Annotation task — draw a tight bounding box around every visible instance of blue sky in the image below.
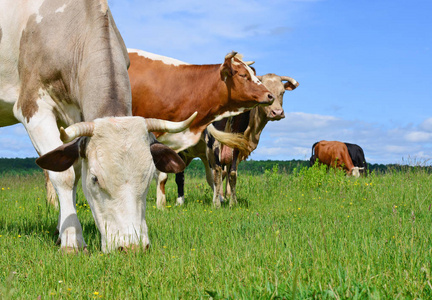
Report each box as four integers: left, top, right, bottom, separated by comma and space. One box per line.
1, 0, 431, 164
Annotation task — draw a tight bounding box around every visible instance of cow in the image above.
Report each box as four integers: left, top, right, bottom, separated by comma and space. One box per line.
127, 49, 275, 208
0, 0, 195, 253
310, 141, 361, 177
173, 73, 299, 207
345, 143, 368, 176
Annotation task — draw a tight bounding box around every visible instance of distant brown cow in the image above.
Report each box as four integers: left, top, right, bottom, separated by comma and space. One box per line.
310, 140, 361, 177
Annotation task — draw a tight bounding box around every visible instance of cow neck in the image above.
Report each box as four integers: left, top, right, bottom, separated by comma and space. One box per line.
243, 107, 269, 152
78, 12, 131, 121
178, 64, 231, 133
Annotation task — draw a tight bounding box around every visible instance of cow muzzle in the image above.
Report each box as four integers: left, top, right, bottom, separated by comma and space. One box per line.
269, 109, 285, 120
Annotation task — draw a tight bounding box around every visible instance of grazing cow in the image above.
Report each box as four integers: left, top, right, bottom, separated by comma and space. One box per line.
0, 0, 195, 252
127, 50, 275, 208
345, 143, 368, 176
310, 141, 361, 177
175, 74, 299, 207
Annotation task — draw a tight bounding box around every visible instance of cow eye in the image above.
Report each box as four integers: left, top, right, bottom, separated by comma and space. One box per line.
91, 176, 98, 184
239, 73, 248, 78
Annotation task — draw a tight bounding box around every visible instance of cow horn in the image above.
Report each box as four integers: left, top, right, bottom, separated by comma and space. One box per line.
60, 122, 95, 143
244, 61, 255, 66
280, 76, 299, 87
225, 51, 238, 60
145, 111, 198, 133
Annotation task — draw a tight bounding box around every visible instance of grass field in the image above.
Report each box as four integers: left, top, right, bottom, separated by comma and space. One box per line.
0, 165, 431, 299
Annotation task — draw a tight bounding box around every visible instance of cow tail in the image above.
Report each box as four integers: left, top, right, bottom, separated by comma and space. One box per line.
207, 124, 252, 159
310, 141, 319, 166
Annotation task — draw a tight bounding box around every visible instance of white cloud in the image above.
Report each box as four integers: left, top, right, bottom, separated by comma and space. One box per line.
404, 131, 432, 142
419, 117, 432, 132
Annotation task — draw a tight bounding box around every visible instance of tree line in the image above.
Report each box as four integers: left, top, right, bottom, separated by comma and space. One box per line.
1, 157, 429, 176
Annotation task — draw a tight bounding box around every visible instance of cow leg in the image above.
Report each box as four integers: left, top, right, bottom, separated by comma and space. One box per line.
14, 105, 86, 251
204, 136, 222, 207
224, 164, 231, 199
156, 171, 168, 209
201, 156, 214, 190
228, 163, 238, 207
212, 164, 223, 208
44, 170, 58, 209
175, 171, 185, 205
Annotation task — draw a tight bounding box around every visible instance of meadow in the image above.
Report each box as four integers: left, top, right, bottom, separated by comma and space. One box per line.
0, 164, 431, 299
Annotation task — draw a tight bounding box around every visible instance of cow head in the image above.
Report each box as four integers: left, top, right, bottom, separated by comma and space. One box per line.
220, 52, 274, 108
257, 74, 299, 121
350, 167, 364, 178
36, 113, 196, 252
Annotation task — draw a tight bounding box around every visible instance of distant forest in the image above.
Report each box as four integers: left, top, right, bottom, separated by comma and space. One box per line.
0, 157, 427, 176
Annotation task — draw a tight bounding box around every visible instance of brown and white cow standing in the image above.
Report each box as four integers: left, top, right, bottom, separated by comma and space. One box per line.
128, 49, 274, 152
310, 140, 361, 177
0, 0, 195, 252
174, 74, 299, 207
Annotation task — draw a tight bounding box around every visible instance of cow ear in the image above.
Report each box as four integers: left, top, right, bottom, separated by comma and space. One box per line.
150, 142, 186, 173
284, 81, 298, 91
220, 59, 236, 81
36, 139, 81, 172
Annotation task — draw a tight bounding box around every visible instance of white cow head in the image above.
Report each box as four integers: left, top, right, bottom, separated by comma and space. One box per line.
36, 113, 196, 252
257, 74, 299, 121
350, 167, 364, 178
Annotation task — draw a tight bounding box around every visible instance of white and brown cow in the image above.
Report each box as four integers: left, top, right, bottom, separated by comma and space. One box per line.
0, 0, 194, 252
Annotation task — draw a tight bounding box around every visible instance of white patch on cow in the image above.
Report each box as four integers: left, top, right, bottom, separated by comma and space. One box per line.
156, 128, 201, 152
55, 4, 67, 13
213, 108, 247, 122
99, 0, 108, 13
232, 54, 262, 85
176, 196, 185, 206
351, 167, 360, 178
128, 48, 188, 66
36, 14, 43, 23
156, 171, 168, 209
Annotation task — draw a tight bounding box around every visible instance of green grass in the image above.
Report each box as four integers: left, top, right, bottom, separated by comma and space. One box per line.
0, 166, 431, 299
